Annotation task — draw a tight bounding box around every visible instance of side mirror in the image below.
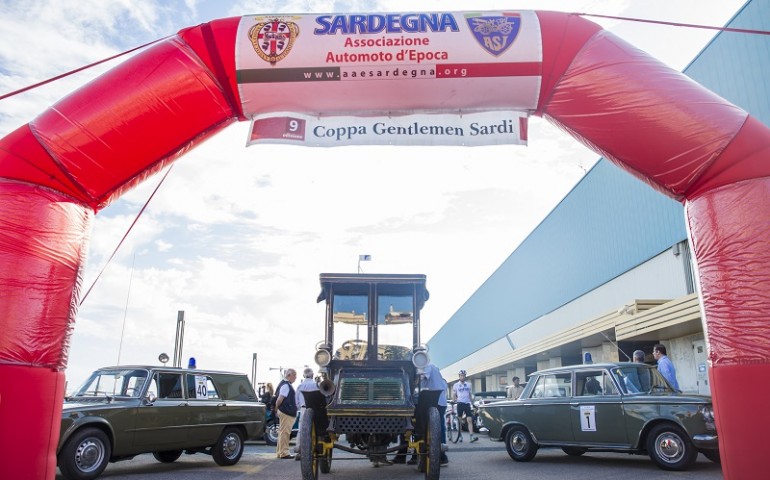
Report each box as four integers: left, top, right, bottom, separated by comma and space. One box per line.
144, 392, 157, 405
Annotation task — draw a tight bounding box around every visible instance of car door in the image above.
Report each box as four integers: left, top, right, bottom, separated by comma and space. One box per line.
185, 373, 228, 444
571, 369, 628, 445
521, 372, 573, 442
133, 371, 192, 449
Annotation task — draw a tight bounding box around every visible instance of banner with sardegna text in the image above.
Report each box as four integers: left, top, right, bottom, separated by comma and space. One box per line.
247, 111, 528, 147
236, 11, 541, 146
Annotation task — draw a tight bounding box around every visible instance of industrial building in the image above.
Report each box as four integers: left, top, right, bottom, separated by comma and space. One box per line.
428, 0, 770, 395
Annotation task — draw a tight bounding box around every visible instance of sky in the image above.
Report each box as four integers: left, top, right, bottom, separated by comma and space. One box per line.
0, 0, 747, 391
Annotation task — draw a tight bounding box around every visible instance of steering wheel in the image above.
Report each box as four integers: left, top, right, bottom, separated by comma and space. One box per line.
342, 339, 367, 350
339, 339, 367, 360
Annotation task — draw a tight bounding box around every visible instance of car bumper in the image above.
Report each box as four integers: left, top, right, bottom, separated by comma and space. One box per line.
692, 433, 718, 449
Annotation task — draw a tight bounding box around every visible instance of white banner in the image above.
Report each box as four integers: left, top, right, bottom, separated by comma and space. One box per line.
235, 11, 542, 117
247, 111, 528, 147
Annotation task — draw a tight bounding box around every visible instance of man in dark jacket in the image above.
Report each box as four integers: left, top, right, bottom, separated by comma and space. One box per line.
275, 369, 298, 459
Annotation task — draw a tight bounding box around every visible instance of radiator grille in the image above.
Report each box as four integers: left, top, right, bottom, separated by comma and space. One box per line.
339, 378, 404, 404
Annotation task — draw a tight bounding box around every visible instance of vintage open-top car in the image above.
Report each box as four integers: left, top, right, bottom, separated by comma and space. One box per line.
301, 273, 442, 480
479, 362, 719, 471
57, 366, 264, 480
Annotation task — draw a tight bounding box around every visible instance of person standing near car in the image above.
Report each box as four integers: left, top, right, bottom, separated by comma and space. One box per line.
507, 376, 524, 400
405, 363, 450, 466
275, 368, 298, 459
452, 370, 478, 443
653, 344, 680, 391
294, 367, 319, 460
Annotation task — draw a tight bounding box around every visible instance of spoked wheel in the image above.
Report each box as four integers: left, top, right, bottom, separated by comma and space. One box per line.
446, 415, 460, 443
300, 407, 319, 480
319, 446, 332, 474
419, 407, 441, 480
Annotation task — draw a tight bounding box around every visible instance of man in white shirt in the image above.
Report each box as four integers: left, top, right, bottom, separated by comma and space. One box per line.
506, 376, 524, 400
451, 370, 478, 443
294, 368, 319, 460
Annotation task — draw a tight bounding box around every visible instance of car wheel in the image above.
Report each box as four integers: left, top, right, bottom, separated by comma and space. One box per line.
57, 427, 111, 480
264, 419, 279, 446
212, 427, 244, 466
646, 423, 697, 471
300, 408, 319, 480
561, 446, 587, 456
702, 449, 721, 464
504, 426, 538, 462
319, 450, 332, 474
421, 407, 441, 480
152, 450, 183, 463
447, 416, 460, 443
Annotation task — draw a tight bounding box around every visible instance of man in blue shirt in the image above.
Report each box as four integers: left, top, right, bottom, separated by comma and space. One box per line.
653, 344, 680, 391
404, 363, 449, 466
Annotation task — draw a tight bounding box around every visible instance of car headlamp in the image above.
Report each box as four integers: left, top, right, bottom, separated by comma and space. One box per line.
315, 348, 332, 367
412, 349, 430, 370
700, 405, 715, 423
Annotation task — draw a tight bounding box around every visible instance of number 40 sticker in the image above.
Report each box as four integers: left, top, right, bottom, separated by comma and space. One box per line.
195, 376, 208, 399
580, 405, 596, 431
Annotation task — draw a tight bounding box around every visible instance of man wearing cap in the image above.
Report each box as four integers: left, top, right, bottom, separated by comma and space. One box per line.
452, 370, 478, 443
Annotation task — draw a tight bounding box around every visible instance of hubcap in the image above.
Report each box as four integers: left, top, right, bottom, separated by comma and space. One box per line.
223, 433, 241, 459
75, 438, 105, 472
655, 432, 684, 463
511, 432, 528, 454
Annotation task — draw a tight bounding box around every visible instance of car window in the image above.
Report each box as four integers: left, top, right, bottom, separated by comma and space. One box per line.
577, 371, 617, 396
601, 372, 619, 395
332, 293, 369, 360
529, 373, 571, 398
376, 294, 414, 360
151, 372, 185, 399
187, 374, 220, 400
73, 369, 149, 397
612, 367, 644, 394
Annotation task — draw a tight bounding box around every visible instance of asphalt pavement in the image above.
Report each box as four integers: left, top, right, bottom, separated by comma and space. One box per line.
57, 434, 724, 480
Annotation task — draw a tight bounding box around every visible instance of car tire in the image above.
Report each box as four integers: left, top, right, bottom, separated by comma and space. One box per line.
702, 449, 721, 464
422, 407, 441, 480
646, 423, 697, 471
152, 450, 183, 463
57, 427, 111, 480
504, 426, 538, 462
264, 419, 279, 446
212, 427, 245, 466
300, 408, 319, 480
561, 446, 587, 456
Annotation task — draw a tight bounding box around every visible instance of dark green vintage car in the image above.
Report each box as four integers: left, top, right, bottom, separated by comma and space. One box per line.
301, 273, 443, 480
57, 366, 265, 480
479, 362, 719, 471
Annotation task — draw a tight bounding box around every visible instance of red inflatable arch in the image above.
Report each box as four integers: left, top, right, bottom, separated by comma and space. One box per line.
1, 11, 768, 479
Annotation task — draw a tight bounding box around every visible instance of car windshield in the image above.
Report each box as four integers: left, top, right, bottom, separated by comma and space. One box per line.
331, 291, 414, 361
72, 369, 149, 398
611, 365, 675, 395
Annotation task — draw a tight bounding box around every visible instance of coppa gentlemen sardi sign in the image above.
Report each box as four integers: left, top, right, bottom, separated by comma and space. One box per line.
248, 111, 527, 147
237, 11, 542, 147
